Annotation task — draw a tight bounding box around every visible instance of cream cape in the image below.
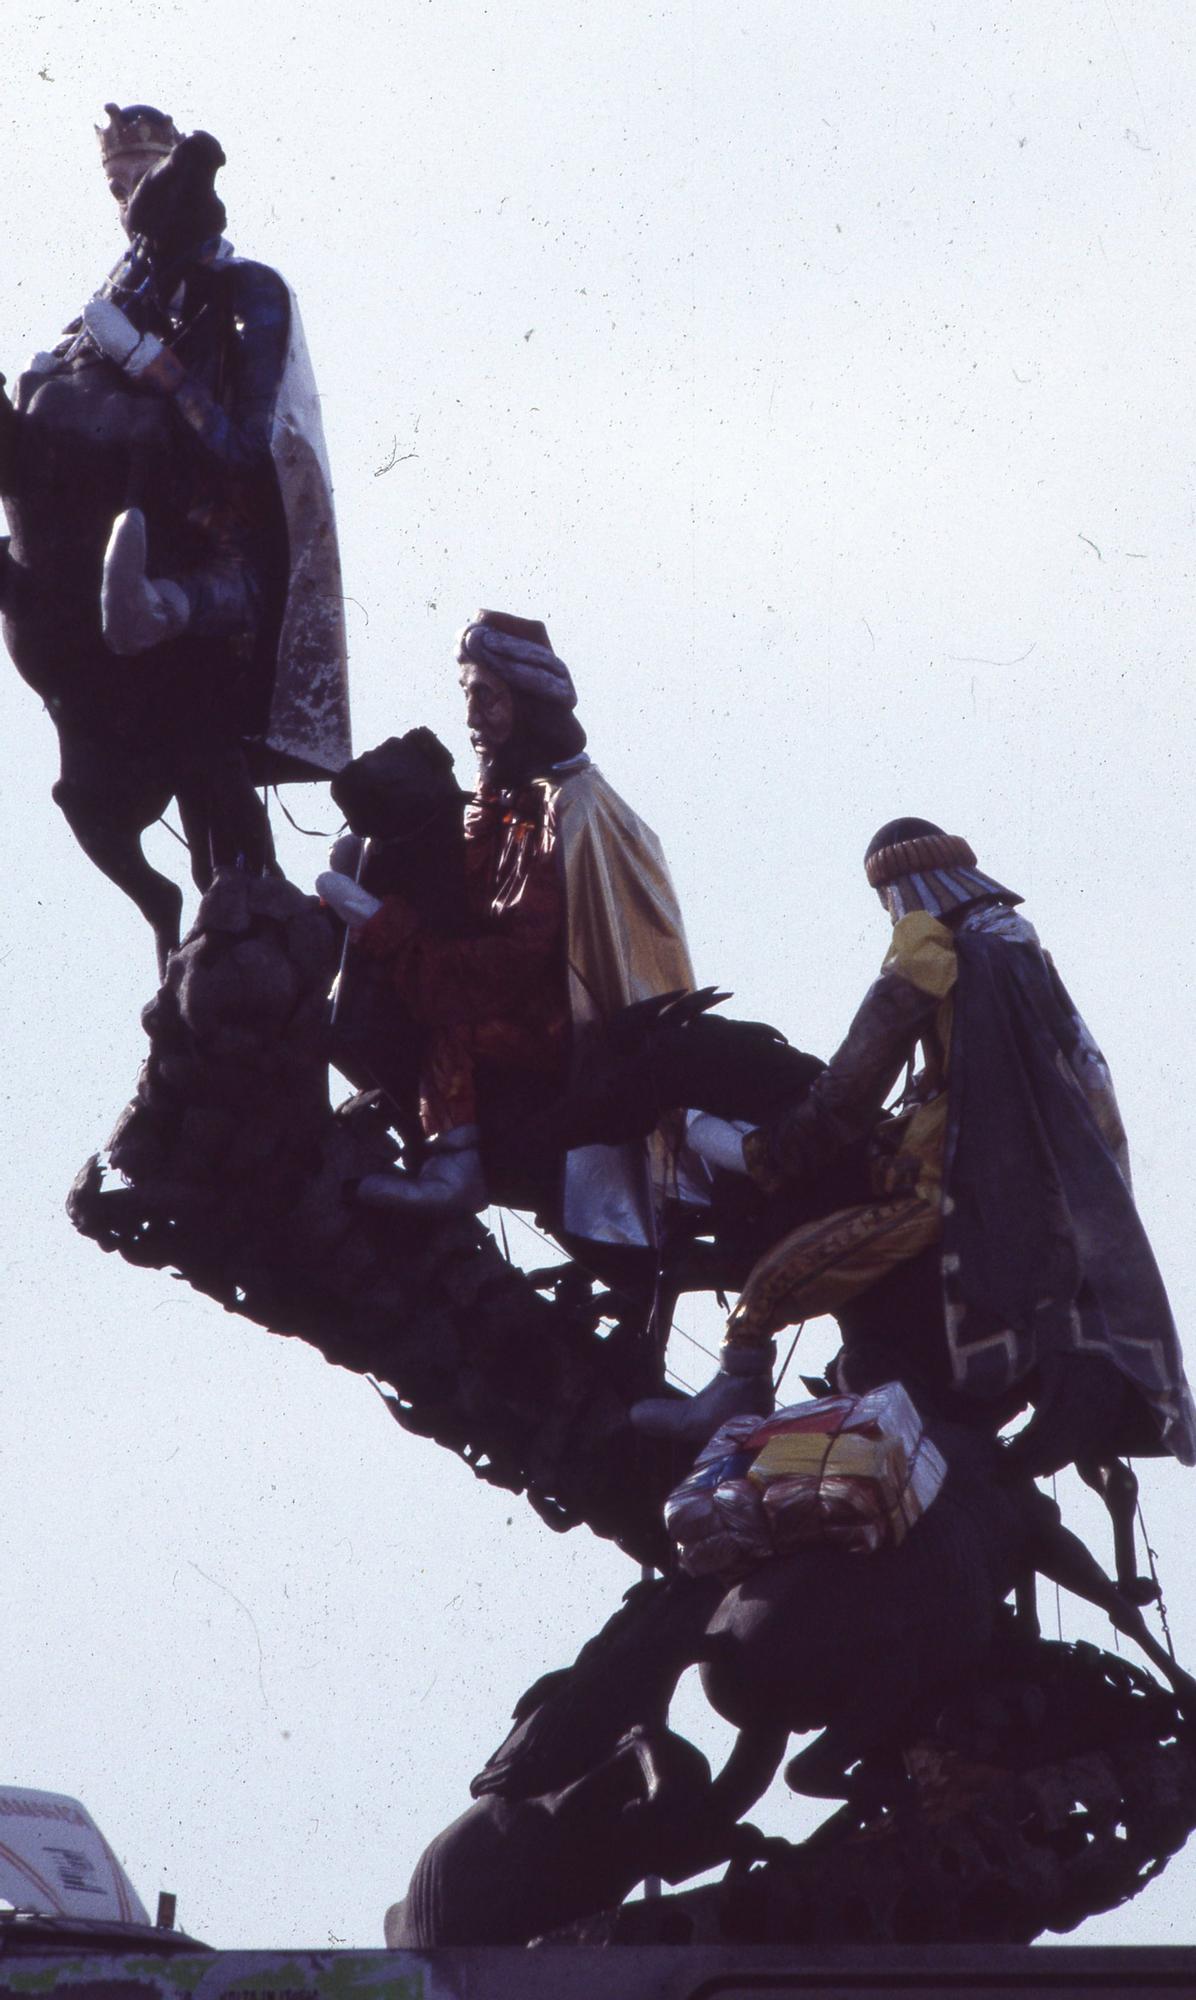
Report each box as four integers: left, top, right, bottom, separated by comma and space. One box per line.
539, 759, 694, 1247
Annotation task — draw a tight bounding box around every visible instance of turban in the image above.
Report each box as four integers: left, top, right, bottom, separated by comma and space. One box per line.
457, 613, 577, 708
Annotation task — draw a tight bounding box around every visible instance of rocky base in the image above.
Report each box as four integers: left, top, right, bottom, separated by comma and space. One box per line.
551, 1641, 1196, 1946
68, 867, 682, 1562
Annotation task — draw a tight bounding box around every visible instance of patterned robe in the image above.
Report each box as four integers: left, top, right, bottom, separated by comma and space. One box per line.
736, 903, 1196, 1464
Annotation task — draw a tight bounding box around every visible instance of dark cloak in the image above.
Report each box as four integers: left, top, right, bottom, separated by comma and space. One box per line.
941, 927, 1196, 1464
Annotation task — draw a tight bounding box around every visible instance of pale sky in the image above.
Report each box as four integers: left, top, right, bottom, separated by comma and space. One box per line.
2, 0, 1194, 1950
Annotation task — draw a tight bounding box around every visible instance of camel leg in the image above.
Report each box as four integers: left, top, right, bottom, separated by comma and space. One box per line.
784, 1725, 867, 1800
1031, 1509, 1196, 1716
1077, 1456, 1158, 1606
52, 773, 182, 976
472, 1574, 722, 1805
174, 783, 214, 892
1014, 1564, 1040, 1638
709, 1721, 790, 1823
176, 748, 276, 889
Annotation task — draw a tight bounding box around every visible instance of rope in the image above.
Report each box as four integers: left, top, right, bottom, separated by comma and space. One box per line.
154, 813, 191, 852
495, 1204, 719, 1368
269, 787, 332, 839
1134, 1480, 1176, 1662
773, 1323, 806, 1395
1051, 1474, 1063, 1641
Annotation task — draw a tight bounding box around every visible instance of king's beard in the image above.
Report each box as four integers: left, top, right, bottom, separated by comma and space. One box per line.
474, 736, 535, 791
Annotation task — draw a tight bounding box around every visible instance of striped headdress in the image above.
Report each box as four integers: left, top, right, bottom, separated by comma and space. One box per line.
864, 818, 1021, 921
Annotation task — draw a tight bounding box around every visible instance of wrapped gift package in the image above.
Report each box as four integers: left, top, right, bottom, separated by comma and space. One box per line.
663, 1414, 772, 1578
666, 1382, 946, 1576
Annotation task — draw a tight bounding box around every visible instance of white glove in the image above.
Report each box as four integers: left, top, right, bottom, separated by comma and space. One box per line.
81, 298, 166, 380
316, 870, 382, 928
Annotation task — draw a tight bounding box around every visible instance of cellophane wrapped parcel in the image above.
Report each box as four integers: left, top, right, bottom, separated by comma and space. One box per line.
665, 1382, 946, 1578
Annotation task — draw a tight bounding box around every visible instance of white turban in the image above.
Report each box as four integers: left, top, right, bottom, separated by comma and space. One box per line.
457, 622, 577, 707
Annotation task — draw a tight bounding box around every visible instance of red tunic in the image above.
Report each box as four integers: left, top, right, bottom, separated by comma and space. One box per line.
358, 781, 570, 1132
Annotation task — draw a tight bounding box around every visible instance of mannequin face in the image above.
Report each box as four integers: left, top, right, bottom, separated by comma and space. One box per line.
460, 658, 515, 774
105, 148, 165, 236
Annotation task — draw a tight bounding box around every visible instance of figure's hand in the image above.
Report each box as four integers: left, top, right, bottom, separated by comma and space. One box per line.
316, 870, 383, 929
81, 299, 182, 391
327, 831, 365, 879
82, 298, 153, 369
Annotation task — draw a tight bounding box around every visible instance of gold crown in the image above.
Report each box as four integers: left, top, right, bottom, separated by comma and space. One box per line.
96, 102, 179, 166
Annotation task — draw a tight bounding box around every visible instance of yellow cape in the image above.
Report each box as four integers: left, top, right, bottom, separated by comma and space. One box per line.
539, 761, 693, 1247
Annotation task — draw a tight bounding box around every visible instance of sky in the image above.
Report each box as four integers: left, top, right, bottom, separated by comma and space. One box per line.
2, 0, 1195, 1951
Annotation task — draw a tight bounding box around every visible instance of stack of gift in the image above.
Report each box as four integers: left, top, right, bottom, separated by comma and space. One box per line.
662, 1413, 772, 1578
664, 1382, 946, 1578
748, 1380, 946, 1554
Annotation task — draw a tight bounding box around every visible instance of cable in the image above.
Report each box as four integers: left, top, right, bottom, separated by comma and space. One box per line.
774, 1323, 806, 1395
1134, 1486, 1176, 1662
495, 1204, 719, 1365
1051, 1474, 1063, 1641
154, 813, 191, 851
270, 786, 332, 838
492, 1205, 705, 1391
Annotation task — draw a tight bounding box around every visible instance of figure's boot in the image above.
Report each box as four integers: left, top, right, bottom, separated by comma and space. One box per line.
357, 1125, 489, 1216
101, 507, 190, 656
684, 1111, 755, 1175
631, 1340, 776, 1442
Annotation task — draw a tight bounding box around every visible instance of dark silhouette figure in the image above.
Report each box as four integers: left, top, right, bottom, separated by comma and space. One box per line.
2, 121, 347, 972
